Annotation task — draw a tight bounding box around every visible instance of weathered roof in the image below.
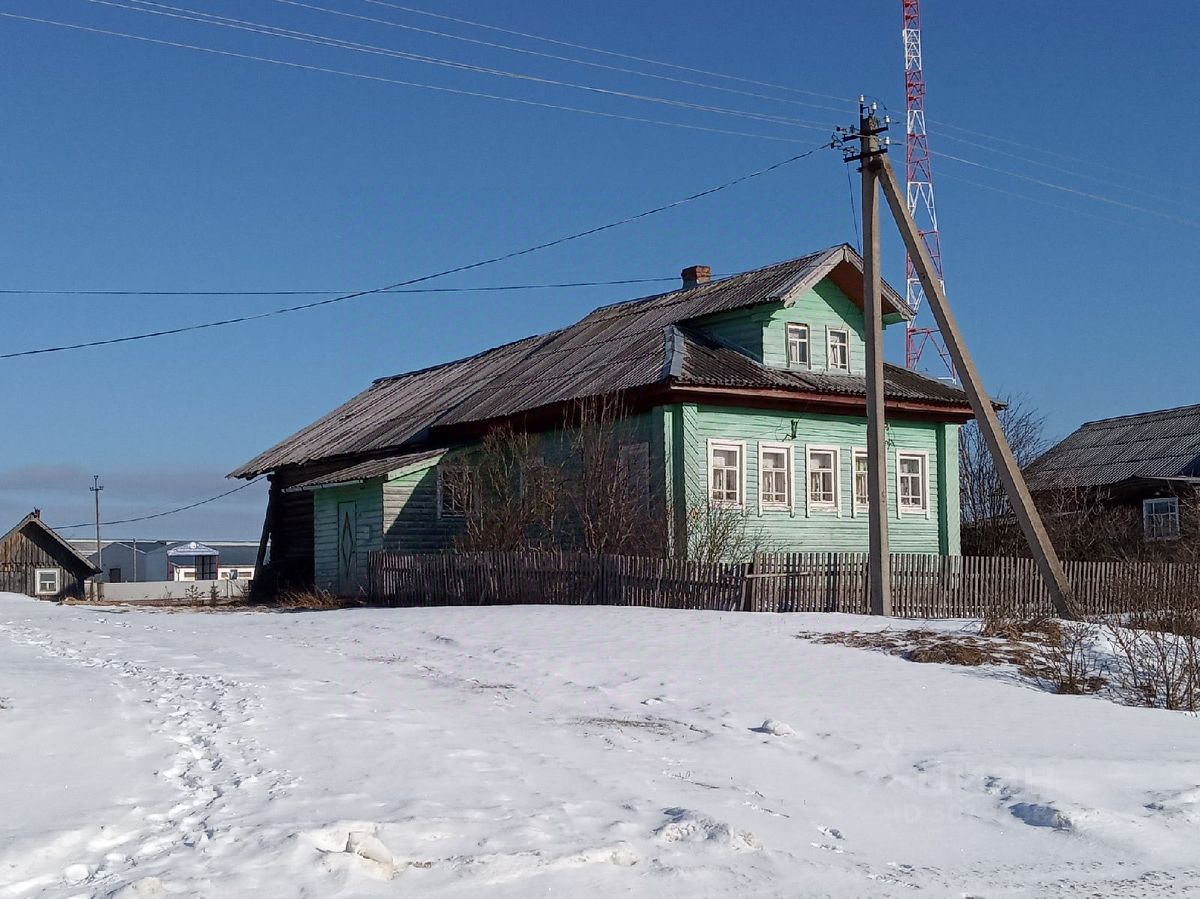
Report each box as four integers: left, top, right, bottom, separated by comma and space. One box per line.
1, 513, 102, 575
284, 449, 446, 492
1025, 403, 1200, 491
231, 245, 950, 479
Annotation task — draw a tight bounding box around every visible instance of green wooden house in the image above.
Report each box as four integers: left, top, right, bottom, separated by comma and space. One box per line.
231, 245, 973, 594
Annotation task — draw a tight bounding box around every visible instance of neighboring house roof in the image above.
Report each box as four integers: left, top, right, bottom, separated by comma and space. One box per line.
1025, 403, 1200, 491
232, 244, 965, 479
1, 513, 101, 575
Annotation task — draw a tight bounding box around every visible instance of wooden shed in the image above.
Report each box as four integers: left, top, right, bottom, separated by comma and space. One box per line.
0, 511, 100, 600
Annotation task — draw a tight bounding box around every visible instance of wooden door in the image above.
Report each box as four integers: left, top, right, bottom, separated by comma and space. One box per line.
337, 501, 358, 595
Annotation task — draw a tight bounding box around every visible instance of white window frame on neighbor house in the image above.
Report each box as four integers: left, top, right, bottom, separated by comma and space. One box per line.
806, 445, 841, 515
896, 450, 930, 518
757, 441, 794, 514
34, 568, 60, 595
852, 447, 870, 514
437, 463, 475, 518
786, 323, 810, 368
827, 328, 850, 371
707, 439, 746, 508
1143, 497, 1181, 542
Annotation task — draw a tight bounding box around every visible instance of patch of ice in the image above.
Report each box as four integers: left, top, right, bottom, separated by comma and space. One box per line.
1009, 802, 1072, 830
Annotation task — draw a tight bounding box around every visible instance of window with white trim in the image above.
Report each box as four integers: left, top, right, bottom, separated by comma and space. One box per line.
807, 447, 838, 510
1143, 497, 1180, 542
708, 441, 744, 507
853, 449, 870, 509
786, 323, 810, 368
758, 442, 793, 511
827, 328, 850, 371
438, 464, 475, 517
897, 452, 928, 514
35, 568, 60, 595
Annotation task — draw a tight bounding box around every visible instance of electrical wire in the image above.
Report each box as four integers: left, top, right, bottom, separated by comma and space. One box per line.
84, 0, 837, 133
271, 0, 849, 115
0, 277, 687, 297
1, 140, 832, 359
931, 151, 1200, 228
354, 0, 854, 105
0, 12, 815, 145
53, 477, 266, 530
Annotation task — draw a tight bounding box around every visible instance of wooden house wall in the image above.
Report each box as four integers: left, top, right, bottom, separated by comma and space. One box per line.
312, 480, 384, 593
268, 460, 350, 588
0, 524, 89, 600
677, 404, 959, 556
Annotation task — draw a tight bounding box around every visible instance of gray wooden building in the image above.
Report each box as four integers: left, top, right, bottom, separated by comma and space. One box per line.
0, 511, 100, 600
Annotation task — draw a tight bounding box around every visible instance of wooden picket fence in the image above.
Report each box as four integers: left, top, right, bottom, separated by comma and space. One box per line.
368, 550, 749, 612
366, 550, 1200, 618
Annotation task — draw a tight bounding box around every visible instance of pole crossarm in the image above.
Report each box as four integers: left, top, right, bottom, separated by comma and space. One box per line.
875, 154, 1075, 618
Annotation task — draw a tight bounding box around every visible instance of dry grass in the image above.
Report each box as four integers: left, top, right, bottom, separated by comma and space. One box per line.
269, 589, 364, 611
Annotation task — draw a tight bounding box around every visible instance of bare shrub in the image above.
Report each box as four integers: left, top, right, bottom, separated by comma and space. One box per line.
684, 495, 777, 564
1037, 620, 1106, 695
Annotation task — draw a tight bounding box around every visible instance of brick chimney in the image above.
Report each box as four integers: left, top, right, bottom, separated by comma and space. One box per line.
681, 264, 712, 288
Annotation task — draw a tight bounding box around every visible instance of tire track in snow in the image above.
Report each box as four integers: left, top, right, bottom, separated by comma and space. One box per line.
0, 619, 293, 897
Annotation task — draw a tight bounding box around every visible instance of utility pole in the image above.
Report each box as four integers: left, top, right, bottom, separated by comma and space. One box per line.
90, 475, 104, 579
844, 100, 892, 616
873, 152, 1075, 618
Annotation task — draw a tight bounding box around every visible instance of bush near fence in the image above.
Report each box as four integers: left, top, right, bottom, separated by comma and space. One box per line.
366, 550, 1200, 618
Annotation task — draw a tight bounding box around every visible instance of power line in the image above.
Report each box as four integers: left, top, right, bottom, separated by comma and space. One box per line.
932, 151, 1200, 228
355, 0, 854, 105
85, 0, 836, 133
0, 276, 688, 296
271, 0, 849, 116
1, 140, 831, 359
54, 477, 266, 530
0, 12, 814, 145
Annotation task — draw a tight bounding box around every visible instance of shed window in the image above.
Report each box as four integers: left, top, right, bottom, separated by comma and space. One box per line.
708, 441, 744, 507
786, 323, 810, 367
807, 447, 839, 510
1143, 497, 1180, 542
758, 443, 793, 511
438, 464, 475, 517
827, 329, 850, 370
898, 452, 928, 514
35, 568, 60, 595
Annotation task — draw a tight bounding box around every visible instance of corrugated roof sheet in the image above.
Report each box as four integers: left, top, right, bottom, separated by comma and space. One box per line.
1024, 403, 1200, 490
231, 245, 950, 479
284, 450, 445, 492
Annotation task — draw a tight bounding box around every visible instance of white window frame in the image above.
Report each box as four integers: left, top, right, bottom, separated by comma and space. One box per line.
896, 450, 930, 518
852, 447, 870, 514
34, 568, 60, 595
757, 441, 794, 514
707, 439, 746, 509
437, 463, 475, 519
827, 327, 850, 371
805, 444, 841, 515
785, 323, 810, 369
1143, 497, 1181, 542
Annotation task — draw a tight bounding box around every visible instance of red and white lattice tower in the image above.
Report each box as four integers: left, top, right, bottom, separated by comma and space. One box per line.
902, 0, 954, 376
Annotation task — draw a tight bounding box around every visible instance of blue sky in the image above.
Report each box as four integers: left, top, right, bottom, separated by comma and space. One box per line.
1, 1, 1197, 538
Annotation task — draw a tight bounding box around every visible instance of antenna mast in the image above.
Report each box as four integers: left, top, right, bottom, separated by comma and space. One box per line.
902, 0, 954, 376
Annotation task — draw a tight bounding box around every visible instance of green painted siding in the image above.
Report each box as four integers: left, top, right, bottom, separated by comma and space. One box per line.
679, 405, 957, 556
690, 307, 769, 361
760, 280, 869, 374
312, 481, 383, 592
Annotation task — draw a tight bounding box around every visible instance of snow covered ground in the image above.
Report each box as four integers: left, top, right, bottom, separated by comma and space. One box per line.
1, 594, 1197, 898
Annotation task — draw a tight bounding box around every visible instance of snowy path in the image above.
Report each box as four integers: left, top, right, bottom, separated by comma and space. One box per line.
1, 596, 1198, 897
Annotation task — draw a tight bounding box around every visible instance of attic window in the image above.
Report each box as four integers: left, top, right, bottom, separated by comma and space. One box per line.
1143, 497, 1180, 542
786, 323, 810, 368
827, 329, 850, 371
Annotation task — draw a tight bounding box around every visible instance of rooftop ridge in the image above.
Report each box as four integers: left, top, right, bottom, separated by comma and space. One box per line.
1079, 402, 1200, 430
